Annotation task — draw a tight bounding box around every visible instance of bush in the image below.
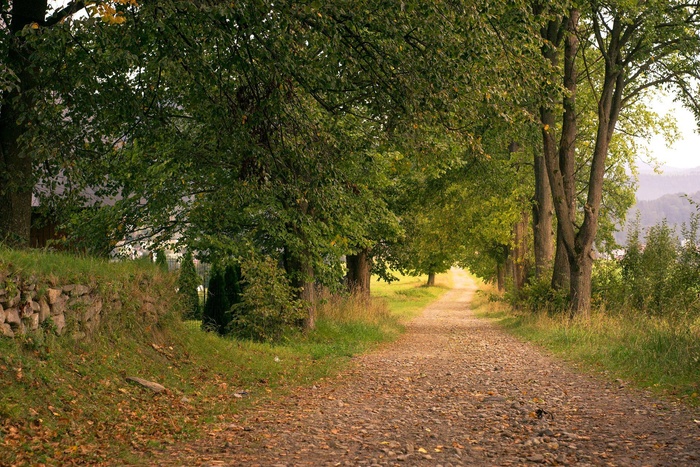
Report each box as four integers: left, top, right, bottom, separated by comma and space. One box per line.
519, 277, 569, 314
615, 215, 700, 317
227, 254, 304, 342
177, 250, 201, 320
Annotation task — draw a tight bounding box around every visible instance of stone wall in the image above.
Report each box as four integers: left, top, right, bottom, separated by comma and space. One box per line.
0, 272, 166, 339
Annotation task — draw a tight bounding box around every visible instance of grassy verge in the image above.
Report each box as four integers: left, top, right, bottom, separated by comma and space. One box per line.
472, 285, 700, 406
372, 271, 452, 319
0, 250, 450, 466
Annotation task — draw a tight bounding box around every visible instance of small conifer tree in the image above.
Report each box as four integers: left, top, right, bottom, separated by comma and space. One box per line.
155, 249, 169, 272
202, 263, 230, 334
224, 263, 242, 306
177, 250, 201, 320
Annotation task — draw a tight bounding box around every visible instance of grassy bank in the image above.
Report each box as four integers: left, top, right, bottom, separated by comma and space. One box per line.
472, 286, 700, 406
0, 249, 449, 466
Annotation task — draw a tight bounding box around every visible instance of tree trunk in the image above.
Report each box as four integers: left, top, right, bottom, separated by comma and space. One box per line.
346, 248, 371, 297
0, 1, 48, 246
532, 148, 553, 279
512, 210, 530, 292
426, 272, 436, 286
551, 224, 570, 289
299, 261, 316, 330
570, 249, 592, 319
283, 245, 316, 330
496, 262, 506, 292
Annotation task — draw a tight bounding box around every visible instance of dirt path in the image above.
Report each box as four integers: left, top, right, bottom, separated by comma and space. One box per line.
156, 270, 700, 466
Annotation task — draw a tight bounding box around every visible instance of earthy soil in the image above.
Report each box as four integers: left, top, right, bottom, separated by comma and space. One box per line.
155, 270, 700, 466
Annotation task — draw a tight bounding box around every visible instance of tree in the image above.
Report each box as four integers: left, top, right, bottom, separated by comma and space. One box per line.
177, 249, 201, 320
202, 263, 229, 335
0, 1, 122, 246
536, 1, 700, 316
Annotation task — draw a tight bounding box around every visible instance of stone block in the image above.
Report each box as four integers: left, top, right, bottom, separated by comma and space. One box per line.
19, 302, 33, 318
26, 313, 39, 331
5, 291, 20, 308
47, 288, 62, 305
63, 284, 90, 296
5, 308, 20, 326
39, 298, 50, 323
51, 296, 67, 316
1, 323, 13, 338
71, 331, 86, 340
82, 297, 103, 323
50, 313, 66, 335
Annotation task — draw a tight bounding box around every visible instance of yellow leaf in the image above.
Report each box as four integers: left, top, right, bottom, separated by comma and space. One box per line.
30, 22, 39, 29
417, 447, 428, 453
543, 124, 550, 131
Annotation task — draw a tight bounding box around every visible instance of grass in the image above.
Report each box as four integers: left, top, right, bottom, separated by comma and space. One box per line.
472, 285, 700, 406
0, 250, 451, 466
372, 271, 452, 319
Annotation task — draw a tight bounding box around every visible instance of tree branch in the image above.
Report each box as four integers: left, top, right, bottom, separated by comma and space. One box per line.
45, 1, 85, 27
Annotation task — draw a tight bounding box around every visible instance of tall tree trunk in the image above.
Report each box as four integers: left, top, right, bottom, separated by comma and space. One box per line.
299, 260, 316, 330
0, 1, 48, 246
496, 262, 506, 292
532, 148, 553, 279
551, 225, 570, 289
283, 247, 316, 330
570, 249, 592, 319
564, 11, 624, 315
346, 248, 371, 297
426, 272, 436, 286
512, 210, 529, 292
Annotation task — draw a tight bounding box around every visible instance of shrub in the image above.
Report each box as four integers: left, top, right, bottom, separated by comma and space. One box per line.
591, 259, 625, 311
519, 277, 569, 314
227, 254, 304, 342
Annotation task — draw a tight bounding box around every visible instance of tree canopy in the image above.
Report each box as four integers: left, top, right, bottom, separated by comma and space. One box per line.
2, 0, 699, 325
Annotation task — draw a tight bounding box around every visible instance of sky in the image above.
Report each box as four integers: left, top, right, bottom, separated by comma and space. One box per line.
641, 94, 700, 169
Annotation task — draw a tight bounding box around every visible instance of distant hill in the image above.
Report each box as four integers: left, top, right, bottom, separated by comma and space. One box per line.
614, 166, 700, 245
636, 165, 700, 200
616, 191, 699, 245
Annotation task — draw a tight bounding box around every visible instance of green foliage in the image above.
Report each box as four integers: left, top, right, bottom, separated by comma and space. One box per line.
177, 250, 201, 320
595, 212, 700, 316
518, 278, 569, 314
228, 254, 304, 343
202, 264, 229, 335
224, 263, 242, 310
